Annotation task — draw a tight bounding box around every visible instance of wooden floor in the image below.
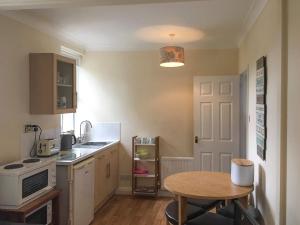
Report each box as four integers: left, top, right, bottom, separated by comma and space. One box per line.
91, 195, 172, 225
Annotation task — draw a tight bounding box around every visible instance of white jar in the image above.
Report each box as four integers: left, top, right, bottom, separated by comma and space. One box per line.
231, 159, 254, 186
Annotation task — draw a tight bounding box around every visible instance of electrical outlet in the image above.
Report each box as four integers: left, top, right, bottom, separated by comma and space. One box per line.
24, 125, 38, 133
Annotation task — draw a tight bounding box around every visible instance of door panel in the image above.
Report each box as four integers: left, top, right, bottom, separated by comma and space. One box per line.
219, 81, 232, 96
200, 153, 213, 171
219, 153, 232, 173
200, 82, 213, 96
200, 103, 213, 140
219, 102, 232, 141
194, 76, 240, 172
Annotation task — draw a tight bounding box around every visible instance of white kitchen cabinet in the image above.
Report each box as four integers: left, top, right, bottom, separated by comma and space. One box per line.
57, 157, 95, 225
73, 158, 95, 225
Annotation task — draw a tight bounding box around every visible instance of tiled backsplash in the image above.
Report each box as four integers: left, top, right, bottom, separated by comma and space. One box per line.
20, 122, 121, 158
89, 122, 121, 142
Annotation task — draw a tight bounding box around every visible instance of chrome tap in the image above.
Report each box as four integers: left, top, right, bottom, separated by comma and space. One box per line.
79, 120, 93, 143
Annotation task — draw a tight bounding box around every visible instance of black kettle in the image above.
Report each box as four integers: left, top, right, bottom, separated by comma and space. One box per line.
60, 133, 77, 150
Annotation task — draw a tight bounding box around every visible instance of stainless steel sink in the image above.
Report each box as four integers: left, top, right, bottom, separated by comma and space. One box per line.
73, 141, 113, 149
58, 151, 87, 161
81, 141, 112, 146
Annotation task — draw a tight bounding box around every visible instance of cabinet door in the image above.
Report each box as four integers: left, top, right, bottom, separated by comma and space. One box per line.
107, 146, 119, 194
73, 159, 95, 225
111, 146, 119, 191
94, 152, 108, 208
54, 54, 77, 114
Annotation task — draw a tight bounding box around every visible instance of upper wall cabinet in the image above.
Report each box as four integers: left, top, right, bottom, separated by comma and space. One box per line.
29, 53, 77, 114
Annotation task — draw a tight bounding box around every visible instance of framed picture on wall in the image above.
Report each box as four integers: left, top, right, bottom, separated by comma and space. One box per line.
256, 56, 267, 160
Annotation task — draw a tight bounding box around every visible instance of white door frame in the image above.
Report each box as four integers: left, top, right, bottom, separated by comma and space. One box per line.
240, 69, 249, 159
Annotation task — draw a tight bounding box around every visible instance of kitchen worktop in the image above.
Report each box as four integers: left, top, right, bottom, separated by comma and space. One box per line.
55, 140, 119, 166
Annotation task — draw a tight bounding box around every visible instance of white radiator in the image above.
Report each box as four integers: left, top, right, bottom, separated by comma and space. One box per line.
161, 157, 195, 190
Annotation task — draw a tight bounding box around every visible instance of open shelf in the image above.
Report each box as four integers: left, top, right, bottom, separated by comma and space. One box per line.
133, 191, 157, 196
135, 144, 156, 146
134, 158, 156, 162
133, 173, 156, 178
57, 83, 73, 87
133, 186, 157, 196
132, 136, 160, 197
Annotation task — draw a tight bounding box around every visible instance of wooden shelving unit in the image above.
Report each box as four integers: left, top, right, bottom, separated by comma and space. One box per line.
132, 136, 160, 197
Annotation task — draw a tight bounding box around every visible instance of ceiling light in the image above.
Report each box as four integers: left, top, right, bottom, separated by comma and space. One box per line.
160, 34, 184, 68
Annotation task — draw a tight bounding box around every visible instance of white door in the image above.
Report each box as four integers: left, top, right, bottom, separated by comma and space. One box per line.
193, 76, 240, 173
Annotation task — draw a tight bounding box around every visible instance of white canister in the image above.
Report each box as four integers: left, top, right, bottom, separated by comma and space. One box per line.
231, 159, 254, 186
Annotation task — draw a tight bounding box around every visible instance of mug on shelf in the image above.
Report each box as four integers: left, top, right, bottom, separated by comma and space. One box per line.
142, 137, 149, 144
135, 137, 141, 144
149, 138, 155, 144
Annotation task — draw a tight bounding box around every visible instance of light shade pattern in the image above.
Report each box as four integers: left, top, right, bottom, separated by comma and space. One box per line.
160, 46, 184, 67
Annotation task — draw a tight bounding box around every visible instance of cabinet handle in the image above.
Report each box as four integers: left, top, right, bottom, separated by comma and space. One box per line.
194, 136, 198, 144
106, 163, 110, 178
109, 162, 111, 178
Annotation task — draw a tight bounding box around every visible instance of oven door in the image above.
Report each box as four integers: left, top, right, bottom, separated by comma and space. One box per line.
25, 201, 52, 225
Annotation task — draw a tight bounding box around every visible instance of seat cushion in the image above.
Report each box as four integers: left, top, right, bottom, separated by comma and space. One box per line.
217, 203, 235, 218
187, 198, 221, 210
165, 201, 205, 225
187, 212, 234, 225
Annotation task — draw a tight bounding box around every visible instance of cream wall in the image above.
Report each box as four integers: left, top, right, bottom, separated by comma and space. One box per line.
0, 15, 82, 164
238, 0, 283, 224
286, 0, 300, 224
78, 49, 238, 186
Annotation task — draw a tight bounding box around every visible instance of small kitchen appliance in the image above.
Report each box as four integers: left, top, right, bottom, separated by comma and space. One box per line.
37, 138, 59, 157
60, 133, 77, 150
0, 157, 56, 209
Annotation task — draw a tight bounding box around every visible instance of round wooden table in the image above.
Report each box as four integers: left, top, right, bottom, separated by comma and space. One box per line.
164, 171, 253, 225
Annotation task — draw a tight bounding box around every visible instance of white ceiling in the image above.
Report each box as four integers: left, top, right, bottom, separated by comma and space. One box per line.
1, 0, 268, 51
